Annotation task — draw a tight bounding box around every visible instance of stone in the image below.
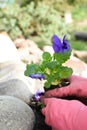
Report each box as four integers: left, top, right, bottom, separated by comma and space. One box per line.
64, 11, 73, 24
64, 55, 87, 78
0, 95, 35, 130
43, 45, 54, 55
73, 49, 87, 62
14, 38, 43, 64
0, 78, 32, 104
0, 34, 38, 104
0, 34, 20, 63
74, 32, 87, 41
0, 60, 37, 104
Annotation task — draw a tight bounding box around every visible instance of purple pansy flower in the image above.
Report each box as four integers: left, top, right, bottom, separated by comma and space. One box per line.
29, 73, 45, 80
52, 34, 70, 54
35, 89, 44, 101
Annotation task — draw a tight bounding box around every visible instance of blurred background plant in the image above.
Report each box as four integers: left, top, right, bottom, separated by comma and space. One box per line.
0, 0, 15, 8
0, 0, 87, 50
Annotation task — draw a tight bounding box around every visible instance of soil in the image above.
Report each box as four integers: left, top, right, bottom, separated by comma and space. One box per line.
29, 96, 51, 130
32, 109, 52, 130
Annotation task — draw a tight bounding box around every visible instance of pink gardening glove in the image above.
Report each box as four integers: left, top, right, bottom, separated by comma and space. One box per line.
45, 75, 87, 98
42, 98, 87, 130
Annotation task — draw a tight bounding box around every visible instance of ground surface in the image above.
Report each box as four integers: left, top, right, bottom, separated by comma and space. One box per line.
32, 109, 52, 130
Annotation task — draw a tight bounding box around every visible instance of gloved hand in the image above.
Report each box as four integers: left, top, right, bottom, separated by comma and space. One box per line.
45, 75, 87, 98
42, 98, 87, 130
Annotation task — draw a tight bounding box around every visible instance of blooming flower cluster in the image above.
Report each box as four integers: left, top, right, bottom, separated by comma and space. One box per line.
24, 34, 73, 100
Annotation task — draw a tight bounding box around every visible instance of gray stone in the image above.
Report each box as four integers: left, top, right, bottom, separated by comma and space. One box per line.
0, 78, 33, 104
0, 95, 35, 130
0, 34, 20, 63
0, 61, 36, 104
0, 34, 43, 103
14, 38, 43, 64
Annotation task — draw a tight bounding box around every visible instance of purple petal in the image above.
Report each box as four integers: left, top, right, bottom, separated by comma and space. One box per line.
63, 35, 66, 41
52, 34, 62, 53
61, 35, 71, 53
29, 73, 45, 80
35, 89, 44, 101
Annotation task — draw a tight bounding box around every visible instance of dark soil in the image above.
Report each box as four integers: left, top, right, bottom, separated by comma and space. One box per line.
32, 109, 52, 130
30, 97, 52, 130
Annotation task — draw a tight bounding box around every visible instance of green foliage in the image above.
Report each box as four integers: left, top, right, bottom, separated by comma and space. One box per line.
0, 0, 15, 8
69, 40, 87, 50
24, 64, 39, 76
42, 52, 52, 61
0, 0, 87, 48
67, 0, 87, 5
0, 1, 73, 45
53, 51, 71, 65
72, 5, 87, 21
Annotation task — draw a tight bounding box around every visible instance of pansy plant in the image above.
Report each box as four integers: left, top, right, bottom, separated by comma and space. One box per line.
24, 34, 73, 100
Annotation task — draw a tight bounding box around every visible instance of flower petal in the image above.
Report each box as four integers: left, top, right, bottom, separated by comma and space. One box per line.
62, 35, 70, 53
52, 34, 62, 53
35, 89, 44, 101
29, 73, 45, 80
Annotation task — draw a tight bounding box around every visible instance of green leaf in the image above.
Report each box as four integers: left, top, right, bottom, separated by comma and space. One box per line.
24, 64, 39, 76
24, 70, 29, 76
44, 81, 51, 88
42, 52, 52, 61
44, 61, 57, 69
53, 50, 71, 64
59, 66, 73, 78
